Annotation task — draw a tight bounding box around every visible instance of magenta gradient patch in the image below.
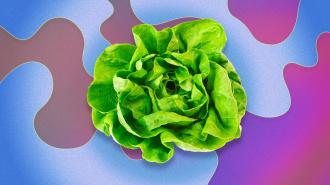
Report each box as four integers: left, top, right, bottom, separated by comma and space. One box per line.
229, 0, 300, 44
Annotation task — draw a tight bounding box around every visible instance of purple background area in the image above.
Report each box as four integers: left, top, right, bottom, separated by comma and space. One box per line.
229, 0, 300, 44
210, 33, 330, 185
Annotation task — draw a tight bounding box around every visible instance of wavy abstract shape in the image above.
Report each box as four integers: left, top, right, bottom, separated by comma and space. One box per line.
0, 0, 113, 147
0, 0, 112, 76
228, 0, 300, 44
209, 33, 330, 185
0, 19, 94, 148
0, 62, 218, 184
130, 0, 330, 117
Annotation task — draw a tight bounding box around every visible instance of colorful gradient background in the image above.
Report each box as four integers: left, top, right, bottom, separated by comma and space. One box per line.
0, 0, 329, 185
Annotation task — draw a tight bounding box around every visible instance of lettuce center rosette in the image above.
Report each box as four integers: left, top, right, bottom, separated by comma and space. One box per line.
87, 19, 247, 163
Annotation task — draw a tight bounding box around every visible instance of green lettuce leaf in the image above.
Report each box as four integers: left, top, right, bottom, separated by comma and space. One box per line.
87, 19, 247, 163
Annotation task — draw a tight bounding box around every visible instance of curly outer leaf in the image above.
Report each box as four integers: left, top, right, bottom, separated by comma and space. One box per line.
87, 19, 247, 163
132, 24, 179, 54
173, 19, 227, 53
207, 61, 239, 135
87, 82, 117, 112
88, 44, 136, 112
94, 44, 136, 82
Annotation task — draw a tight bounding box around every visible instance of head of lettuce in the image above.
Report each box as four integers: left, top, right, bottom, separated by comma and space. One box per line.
87, 19, 247, 163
